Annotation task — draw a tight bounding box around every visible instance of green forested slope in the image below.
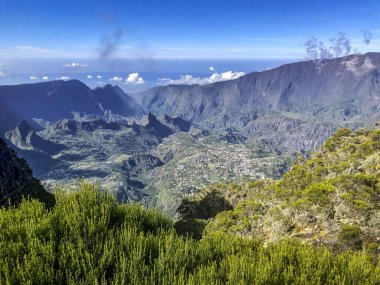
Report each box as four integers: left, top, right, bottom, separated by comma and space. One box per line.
178, 128, 380, 251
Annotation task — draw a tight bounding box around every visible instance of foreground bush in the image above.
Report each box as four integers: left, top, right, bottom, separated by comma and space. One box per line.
0, 182, 379, 284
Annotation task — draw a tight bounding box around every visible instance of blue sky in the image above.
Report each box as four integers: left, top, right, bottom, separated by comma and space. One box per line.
1, 0, 380, 90
1, 0, 380, 60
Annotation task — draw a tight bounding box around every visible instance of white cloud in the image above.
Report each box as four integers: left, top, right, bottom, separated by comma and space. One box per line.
42, 76, 49, 80
58, 76, 70, 80
30, 76, 39, 80
210, 71, 245, 81
126, 73, 144, 84
63, 62, 87, 68
162, 70, 245, 85
209, 66, 215, 71
162, 75, 209, 85
109, 76, 123, 82
86, 75, 93, 79
97, 75, 102, 79
0, 71, 5, 77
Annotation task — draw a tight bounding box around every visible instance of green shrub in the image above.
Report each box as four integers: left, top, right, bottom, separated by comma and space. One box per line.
302, 182, 335, 205
325, 128, 352, 151
338, 225, 363, 250
1, 182, 380, 284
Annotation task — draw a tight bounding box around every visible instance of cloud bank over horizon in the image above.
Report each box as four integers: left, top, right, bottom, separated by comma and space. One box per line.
160, 70, 245, 85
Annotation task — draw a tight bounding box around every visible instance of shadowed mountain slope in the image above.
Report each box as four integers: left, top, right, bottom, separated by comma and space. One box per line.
0, 137, 54, 207
0, 80, 144, 136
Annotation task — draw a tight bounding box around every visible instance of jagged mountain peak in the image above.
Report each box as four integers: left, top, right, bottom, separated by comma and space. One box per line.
147, 111, 159, 122
93, 83, 123, 93
162, 114, 192, 132
144, 112, 173, 138
16, 120, 34, 138
92, 84, 145, 117
5, 120, 36, 149
5, 120, 66, 155
48, 118, 120, 133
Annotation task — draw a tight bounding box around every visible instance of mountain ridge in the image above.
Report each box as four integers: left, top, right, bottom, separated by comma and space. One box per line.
133, 53, 380, 123
0, 79, 144, 136
129, 52, 380, 152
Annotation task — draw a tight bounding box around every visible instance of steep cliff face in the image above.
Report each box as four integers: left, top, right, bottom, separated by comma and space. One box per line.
0, 80, 99, 134
136, 53, 380, 125
0, 138, 54, 207
133, 53, 380, 151
92, 84, 144, 117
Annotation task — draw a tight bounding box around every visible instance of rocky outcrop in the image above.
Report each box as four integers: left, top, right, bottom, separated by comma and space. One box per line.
49, 118, 120, 133
224, 129, 247, 144
144, 113, 173, 138
5, 120, 66, 155
162, 115, 192, 132
121, 154, 163, 176
0, 138, 54, 207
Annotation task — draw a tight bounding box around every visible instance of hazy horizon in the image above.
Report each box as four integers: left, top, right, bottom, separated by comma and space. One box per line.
0, 58, 297, 92
2, 0, 380, 91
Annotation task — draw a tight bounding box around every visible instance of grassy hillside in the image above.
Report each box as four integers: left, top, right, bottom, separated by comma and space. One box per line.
177, 128, 380, 251
1, 182, 380, 284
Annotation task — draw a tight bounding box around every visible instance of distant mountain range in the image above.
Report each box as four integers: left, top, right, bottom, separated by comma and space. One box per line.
2, 53, 380, 146
1, 53, 380, 214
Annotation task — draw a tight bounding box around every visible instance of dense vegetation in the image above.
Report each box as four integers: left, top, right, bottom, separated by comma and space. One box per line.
177, 128, 380, 251
1, 182, 380, 284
